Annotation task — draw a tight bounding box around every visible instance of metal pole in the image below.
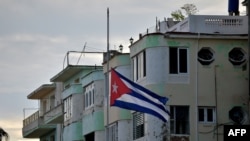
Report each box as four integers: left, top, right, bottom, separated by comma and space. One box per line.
105, 7, 110, 141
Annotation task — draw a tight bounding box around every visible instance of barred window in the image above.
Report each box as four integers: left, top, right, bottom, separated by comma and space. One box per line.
133, 112, 144, 139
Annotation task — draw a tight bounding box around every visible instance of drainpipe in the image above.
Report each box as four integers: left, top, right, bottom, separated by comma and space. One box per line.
195, 33, 200, 141
214, 65, 219, 141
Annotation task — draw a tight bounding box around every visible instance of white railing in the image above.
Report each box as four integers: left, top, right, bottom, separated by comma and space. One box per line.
170, 15, 248, 34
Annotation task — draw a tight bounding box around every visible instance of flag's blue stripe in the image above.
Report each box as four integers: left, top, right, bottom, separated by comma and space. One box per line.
114, 100, 168, 122
114, 70, 168, 104
129, 90, 168, 113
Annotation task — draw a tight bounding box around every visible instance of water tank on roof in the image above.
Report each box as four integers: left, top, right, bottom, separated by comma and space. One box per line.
228, 0, 239, 15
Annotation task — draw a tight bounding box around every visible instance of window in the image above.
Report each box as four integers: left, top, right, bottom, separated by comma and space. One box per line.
92, 89, 95, 105
228, 47, 246, 66
198, 47, 215, 65
170, 106, 189, 134
84, 83, 95, 109
198, 107, 216, 123
133, 112, 144, 139
133, 51, 146, 81
64, 96, 72, 121
109, 123, 118, 141
169, 47, 188, 74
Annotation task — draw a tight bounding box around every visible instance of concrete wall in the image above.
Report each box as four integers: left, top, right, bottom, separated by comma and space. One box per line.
130, 33, 249, 141
81, 71, 105, 140
117, 120, 132, 141
197, 39, 249, 141
63, 121, 83, 141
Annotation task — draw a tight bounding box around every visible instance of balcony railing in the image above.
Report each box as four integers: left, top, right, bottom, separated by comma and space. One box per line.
44, 103, 64, 124
22, 110, 56, 138
169, 15, 248, 34
23, 111, 39, 127
139, 15, 247, 39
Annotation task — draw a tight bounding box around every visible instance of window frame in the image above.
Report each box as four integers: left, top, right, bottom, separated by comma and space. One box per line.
169, 47, 189, 74
198, 107, 216, 123
64, 96, 72, 122
170, 106, 190, 135
84, 83, 95, 109
198, 47, 215, 65
133, 50, 146, 81
228, 47, 247, 66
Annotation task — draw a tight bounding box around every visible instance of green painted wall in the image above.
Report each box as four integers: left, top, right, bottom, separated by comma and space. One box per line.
63, 121, 83, 141
82, 110, 105, 135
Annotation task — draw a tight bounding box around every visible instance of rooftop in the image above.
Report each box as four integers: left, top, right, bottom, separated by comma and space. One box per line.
27, 84, 55, 99
139, 15, 248, 37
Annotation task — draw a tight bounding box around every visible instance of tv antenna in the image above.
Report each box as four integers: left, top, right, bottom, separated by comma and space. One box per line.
76, 42, 87, 65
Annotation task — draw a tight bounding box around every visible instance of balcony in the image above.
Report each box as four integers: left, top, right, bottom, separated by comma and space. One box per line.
22, 111, 56, 138
44, 103, 64, 124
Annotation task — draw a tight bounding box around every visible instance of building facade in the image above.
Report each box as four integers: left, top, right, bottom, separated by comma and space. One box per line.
128, 15, 249, 141
23, 14, 249, 141
22, 82, 63, 141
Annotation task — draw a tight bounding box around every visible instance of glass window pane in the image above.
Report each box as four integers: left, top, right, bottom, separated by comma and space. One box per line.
176, 106, 189, 134
89, 91, 92, 105
198, 108, 204, 122
179, 49, 187, 73
169, 48, 178, 74
86, 93, 88, 107
133, 57, 138, 81
92, 89, 95, 105
207, 108, 213, 122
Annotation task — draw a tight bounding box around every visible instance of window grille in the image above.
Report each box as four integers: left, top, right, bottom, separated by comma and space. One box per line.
109, 123, 118, 141
133, 112, 144, 139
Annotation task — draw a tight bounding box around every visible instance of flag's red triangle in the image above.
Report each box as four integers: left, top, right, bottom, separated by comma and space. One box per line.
110, 69, 130, 106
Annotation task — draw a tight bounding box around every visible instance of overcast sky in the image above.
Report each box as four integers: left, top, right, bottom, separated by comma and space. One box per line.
0, 0, 246, 140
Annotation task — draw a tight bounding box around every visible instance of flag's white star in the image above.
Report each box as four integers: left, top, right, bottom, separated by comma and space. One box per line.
112, 82, 118, 93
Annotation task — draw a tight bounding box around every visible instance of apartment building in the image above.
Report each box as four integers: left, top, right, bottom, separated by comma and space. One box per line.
23, 13, 249, 141
22, 82, 63, 141
50, 65, 103, 141
22, 51, 104, 141
103, 51, 132, 141
126, 15, 249, 141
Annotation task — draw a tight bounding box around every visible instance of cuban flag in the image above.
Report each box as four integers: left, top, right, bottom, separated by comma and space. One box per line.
110, 69, 170, 122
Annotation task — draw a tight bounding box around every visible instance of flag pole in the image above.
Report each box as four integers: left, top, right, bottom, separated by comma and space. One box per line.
105, 7, 110, 141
